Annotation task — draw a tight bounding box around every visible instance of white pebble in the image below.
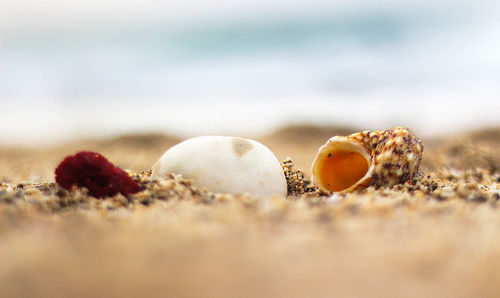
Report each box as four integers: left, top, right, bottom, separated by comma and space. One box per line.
152, 136, 287, 197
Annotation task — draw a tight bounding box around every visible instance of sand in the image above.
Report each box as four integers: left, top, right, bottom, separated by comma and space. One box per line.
1, 125, 500, 297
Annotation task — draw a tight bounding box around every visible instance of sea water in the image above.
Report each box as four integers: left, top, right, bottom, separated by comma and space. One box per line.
1, 0, 499, 144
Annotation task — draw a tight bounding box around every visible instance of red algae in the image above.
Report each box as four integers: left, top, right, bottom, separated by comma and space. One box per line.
55, 151, 140, 198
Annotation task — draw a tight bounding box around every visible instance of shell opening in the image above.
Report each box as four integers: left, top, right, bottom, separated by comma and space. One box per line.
317, 150, 369, 192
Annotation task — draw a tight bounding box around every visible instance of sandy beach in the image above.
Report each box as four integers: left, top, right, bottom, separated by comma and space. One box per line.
1, 124, 500, 297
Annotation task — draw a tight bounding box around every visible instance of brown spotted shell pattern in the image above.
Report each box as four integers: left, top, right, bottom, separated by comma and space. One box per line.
311, 126, 424, 193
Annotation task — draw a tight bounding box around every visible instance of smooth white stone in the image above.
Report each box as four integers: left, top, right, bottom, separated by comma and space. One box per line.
152, 136, 287, 197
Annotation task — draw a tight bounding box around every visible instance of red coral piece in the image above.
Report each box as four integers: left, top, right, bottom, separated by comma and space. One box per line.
55, 151, 141, 198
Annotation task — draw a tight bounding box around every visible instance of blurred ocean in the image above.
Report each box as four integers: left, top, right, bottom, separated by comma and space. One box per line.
1, 0, 499, 144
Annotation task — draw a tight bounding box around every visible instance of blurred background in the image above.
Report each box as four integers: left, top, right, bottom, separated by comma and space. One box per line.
1, 0, 499, 145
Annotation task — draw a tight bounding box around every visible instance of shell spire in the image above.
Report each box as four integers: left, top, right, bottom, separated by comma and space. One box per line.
311, 126, 424, 193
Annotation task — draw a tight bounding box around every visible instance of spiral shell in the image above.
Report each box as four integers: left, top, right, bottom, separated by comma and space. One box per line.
311, 127, 424, 193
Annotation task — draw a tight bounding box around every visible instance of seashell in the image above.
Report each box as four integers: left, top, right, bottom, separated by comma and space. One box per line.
152, 136, 287, 197
311, 126, 423, 193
